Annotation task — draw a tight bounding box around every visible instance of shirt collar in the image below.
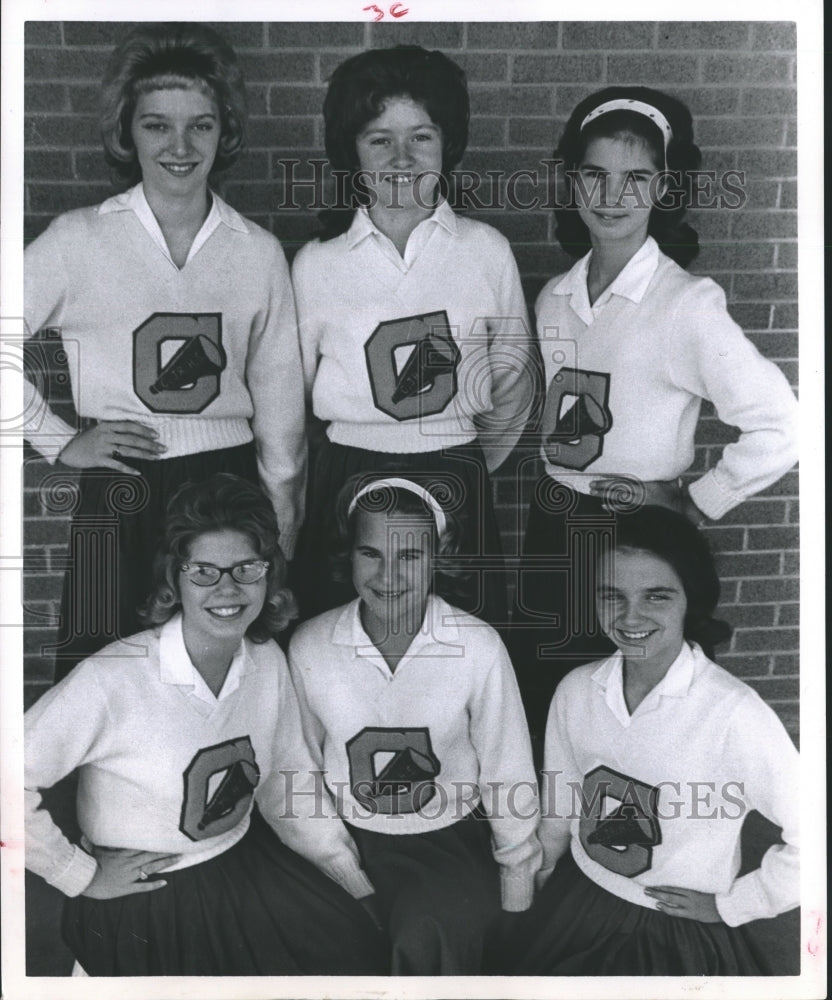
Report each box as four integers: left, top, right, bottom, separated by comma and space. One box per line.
98, 182, 248, 266
158, 613, 250, 703
552, 236, 660, 320
590, 640, 697, 725
345, 199, 458, 250
331, 594, 462, 661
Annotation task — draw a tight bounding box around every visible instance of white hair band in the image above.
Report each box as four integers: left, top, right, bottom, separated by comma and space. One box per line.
348, 477, 448, 536
580, 99, 673, 149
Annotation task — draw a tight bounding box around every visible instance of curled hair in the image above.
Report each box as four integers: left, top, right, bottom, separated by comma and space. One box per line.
554, 86, 702, 268
141, 473, 297, 641
319, 45, 469, 238
100, 22, 248, 185
608, 505, 732, 657
329, 473, 468, 600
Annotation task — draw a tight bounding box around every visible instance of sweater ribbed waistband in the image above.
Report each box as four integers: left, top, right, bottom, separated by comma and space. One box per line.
571, 839, 658, 912
146, 417, 253, 458
328, 419, 477, 454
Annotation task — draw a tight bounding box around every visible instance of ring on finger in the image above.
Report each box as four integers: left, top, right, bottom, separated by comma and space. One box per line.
138, 869, 148, 881
112, 448, 121, 460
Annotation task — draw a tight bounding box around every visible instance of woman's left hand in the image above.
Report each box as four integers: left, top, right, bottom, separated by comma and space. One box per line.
644, 885, 722, 922
589, 477, 705, 524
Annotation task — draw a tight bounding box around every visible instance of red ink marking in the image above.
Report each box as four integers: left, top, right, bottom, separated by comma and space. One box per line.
363, 4, 385, 20
390, 2, 409, 16
806, 912, 824, 958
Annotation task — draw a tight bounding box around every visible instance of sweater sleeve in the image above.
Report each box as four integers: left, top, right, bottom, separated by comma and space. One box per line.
468, 636, 542, 911
472, 243, 537, 473
714, 693, 800, 927
245, 241, 307, 559
24, 663, 108, 897
668, 280, 798, 519
23, 217, 80, 461
538, 681, 580, 886
254, 657, 375, 900
290, 242, 324, 403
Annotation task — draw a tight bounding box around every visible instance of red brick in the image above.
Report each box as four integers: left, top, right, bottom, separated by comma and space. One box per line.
736, 149, 796, 178
26, 82, 69, 112
779, 180, 797, 209
268, 22, 363, 48
696, 117, 785, 149
468, 23, 560, 49
741, 180, 782, 211
733, 628, 799, 653
508, 118, 557, 149
733, 272, 798, 301
720, 604, 777, 628
62, 22, 133, 47
473, 86, 554, 118
740, 577, 799, 603
741, 88, 796, 115
453, 53, 509, 83
606, 54, 698, 84
563, 22, 654, 49
746, 526, 799, 551
726, 303, 771, 330
744, 677, 799, 700
25, 47, 108, 81
772, 304, 798, 329
672, 87, 741, 116
469, 117, 508, 148
777, 604, 799, 626
745, 331, 798, 358
25, 22, 63, 46
694, 242, 775, 273
268, 85, 326, 116
657, 23, 750, 49
716, 552, 782, 578
25, 150, 73, 179
699, 526, 746, 552
704, 55, 792, 84
242, 51, 315, 85
369, 22, 464, 50
782, 552, 799, 575
759, 470, 798, 498
771, 653, 799, 675
731, 211, 797, 240
248, 117, 316, 149
513, 55, 603, 85
25, 113, 99, 147
777, 243, 798, 269
23, 573, 63, 603
719, 654, 772, 678
752, 23, 797, 51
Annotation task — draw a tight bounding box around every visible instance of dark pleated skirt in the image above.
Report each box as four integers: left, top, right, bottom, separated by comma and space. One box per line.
294, 438, 508, 630
347, 812, 501, 975
51, 443, 259, 681
503, 851, 761, 976
62, 810, 387, 976
508, 481, 617, 743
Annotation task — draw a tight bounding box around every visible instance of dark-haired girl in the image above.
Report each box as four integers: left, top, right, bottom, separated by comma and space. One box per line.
292, 45, 535, 628
511, 87, 798, 740
507, 505, 799, 975
24, 474, 384, 976
289, 475, 541, 974
24, 23, 305, 678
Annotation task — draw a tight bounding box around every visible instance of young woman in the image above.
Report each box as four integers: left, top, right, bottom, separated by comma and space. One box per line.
511, 86, 799, 741
292, 45, 536, 628
24, 474, 385, 976
507, 505, 799, 975
24, 23, 305, 678
289, 476, 541, 974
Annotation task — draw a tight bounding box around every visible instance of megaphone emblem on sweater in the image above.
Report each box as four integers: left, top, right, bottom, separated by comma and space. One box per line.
347, 726, 441, 815
578, 765, 661, 877
134, 312, 226, 414
365, 311, 460, 422
542, 366, 613, 471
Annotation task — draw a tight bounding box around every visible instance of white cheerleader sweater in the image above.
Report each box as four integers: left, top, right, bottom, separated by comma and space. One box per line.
24, 184, 306, 557
535, 237, 798, 520
25, 615, 374, 900
288, 595, 542, 911
292, 201, 535, 472
538, 642, 800, 927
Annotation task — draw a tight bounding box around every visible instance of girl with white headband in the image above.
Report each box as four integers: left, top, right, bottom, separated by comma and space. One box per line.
288, 474, 541, 974
510, 86, 798, 745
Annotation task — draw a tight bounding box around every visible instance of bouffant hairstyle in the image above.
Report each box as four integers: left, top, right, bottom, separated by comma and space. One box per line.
554, 86, 702, 267
607, 505, 732, 657
100, 22, 247, 185
319, 45, 469, 238
141, 473, 296, 641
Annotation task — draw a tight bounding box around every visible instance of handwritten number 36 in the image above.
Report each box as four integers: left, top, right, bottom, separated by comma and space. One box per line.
363, 3, 409, 20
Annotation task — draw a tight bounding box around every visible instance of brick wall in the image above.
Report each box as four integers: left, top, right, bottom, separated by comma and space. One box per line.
22, 20, 799, 736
